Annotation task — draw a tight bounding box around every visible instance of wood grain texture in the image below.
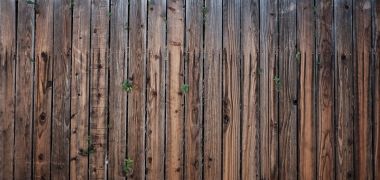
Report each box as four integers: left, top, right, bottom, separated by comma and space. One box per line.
241, 0, 260, 179
108, 0, 128, 179
34, 0, 53, 179
166, 0, 185, 179
70, 0, 91, 179
50, 0, 72, 179
298, 0, 316, 179
146, 0, 166, 179
128, 0, 147, 179
374, 1, 380, 179
259, 0, 278, 179
184, 0, 203, 179
334, 0, 354, 179
203, 0, 223, 179
14, 1, 35, 179
0, 0, 15, 179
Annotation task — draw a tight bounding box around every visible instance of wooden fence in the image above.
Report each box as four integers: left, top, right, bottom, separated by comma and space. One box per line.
0, 0, 380, 179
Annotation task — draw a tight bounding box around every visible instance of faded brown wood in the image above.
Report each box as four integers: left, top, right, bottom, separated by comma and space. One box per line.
316, 0, 335, 179
374, 1, 380, 179
89, 0, 109, 179
146, 0, 166, 179
0, 0, 15, 179
241, 0, 260, 179
70, 0, 91, 179
298, 0, 315, 179
50, 0, 72, 179
128, 0, 147, 179
259, 0, 278, 179
108, 0, 128, 179
14, 0, 35, 179
34, 0, 53, 179
203, 0, 223, 179
184, 0, 203, 179
334, 0, 354, 179
166, 0, 185, 179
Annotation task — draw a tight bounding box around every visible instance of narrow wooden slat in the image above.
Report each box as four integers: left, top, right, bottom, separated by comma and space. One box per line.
259, 0, 278, 179
34, 0, 53, 179
166, 0, 185, 179
184, 0, 203, 179
50, 0, 72, 178
14, 1, 35, 179
0, 0, 16, 179
241, 0, 260, 179
315, 0, 335, 179
203, 0, 223, 179
298, 0, 316, 179
128, 0, 147, 179
146, 0, 166, 179
374, 1, 380, 178
70, 0, 91, 179
89, 0, 109, 179
109, 0, 128, 179
334, 0, 354, 179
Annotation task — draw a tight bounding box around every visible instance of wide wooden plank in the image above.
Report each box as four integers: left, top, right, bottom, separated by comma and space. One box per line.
51, 0, 72, 178
203, 0, 223, 179
0, 0, 16, 179
14, 1, 35, 179
89, 0, 109, 179
334, 0, 354, 179
241, 0, 260, 179
108, 0, 128, 179
128, 0, 147, 179
166, 0, 185, 179
146, 0, 166, 179
259, 0, 278, 179
374, 1, 380, 178
298, 0, 316, 179
70, 0, 91, 179
34, 0, 53, 179
316, 0, 335, 179
184, 0, 203, 179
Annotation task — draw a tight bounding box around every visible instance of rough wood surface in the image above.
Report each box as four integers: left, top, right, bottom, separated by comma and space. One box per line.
374, 1, 380, 179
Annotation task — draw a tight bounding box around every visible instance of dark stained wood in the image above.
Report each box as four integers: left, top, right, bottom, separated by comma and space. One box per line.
14, 0, 35, 179
334, 0, 354, 179
70, 0, 91, 179
0, 0, 16, 179
128, 0, 147, 179
146, 0, 166, 179
259, 0, 278, 179
374, 1, 380, 179
298, 0, 316, 179
108, 0, 128, 179
203, 0, 223, 179
166, 0, 185, 179
241, 0, 260, 179
34, 0, 53, 179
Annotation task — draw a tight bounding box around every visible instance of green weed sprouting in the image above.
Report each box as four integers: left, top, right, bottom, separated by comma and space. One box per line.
202, 6, 208, 21
26, 0, 36, 5
123, 158, 134, 175
295, 50, 301, 62
273, 76, 282, 92
181, 84, 189, 94
122, 80, 133, 92
79, 136, 95, 156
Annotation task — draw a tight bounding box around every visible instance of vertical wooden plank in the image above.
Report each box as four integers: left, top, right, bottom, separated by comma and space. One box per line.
374, 1, 380, 178
0, 0, 16, 179
89, 0, 109, 179
334, 0, 354, 179
70, 0, 91, 179
146, 0, 166, 179
109, 0, 128, 179
259, 0, 278, 179
34, 0, 53, 179
128, 0, 146, 179
184, 0, 203, 179
51, 0, 72, 178
14, 0, 35, 179
241, 0, 260, 179
298, 0, 316, 179
166, 0, 185, 179
316, 0, 335, 179
203, 0, 223, 179
353, 0, 373, 179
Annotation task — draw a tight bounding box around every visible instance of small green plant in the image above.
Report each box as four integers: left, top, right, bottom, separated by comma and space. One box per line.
107, 11, 112, 17
181, 84, 189, 94
295, 50, 301, 62
123, 158, 134, 175
273, 76, 282, 92
26, 0, 36, 5
122, 80, 133, 92
202, 6, 208, 21
70, 0, 75, 9
79, 136, 95, 156
30, 58, 35, 63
